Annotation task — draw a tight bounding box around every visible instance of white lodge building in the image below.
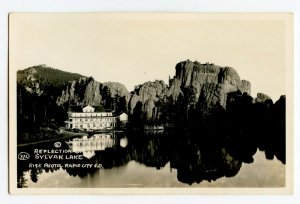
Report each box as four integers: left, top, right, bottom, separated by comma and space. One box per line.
65, 105, 117, 130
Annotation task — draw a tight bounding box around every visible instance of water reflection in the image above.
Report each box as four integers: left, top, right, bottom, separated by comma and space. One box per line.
17, 129, 285, 188
66, 133, 116, 159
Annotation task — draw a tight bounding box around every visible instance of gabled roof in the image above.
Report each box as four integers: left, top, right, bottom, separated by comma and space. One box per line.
83, 105, 95, 109
83, 105, 95, 111
68, 105, 108, 112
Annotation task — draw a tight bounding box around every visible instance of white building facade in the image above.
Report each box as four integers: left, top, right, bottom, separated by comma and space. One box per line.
117, 112, 128, 128
65, 105, 117, 130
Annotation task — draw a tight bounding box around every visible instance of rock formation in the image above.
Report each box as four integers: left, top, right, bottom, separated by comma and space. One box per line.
56, 80, 78, 106
82, 80, 102, 106
128, 80, 167, 122
128, 60, 252, 124
102, 82, 129, 98
255, 92, 272, 103
171, 60, 251, 108
56, 77, 129, 109
54, 59, 256, 125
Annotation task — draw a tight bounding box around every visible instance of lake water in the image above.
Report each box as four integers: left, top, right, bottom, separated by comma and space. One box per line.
17, 131, 285, 188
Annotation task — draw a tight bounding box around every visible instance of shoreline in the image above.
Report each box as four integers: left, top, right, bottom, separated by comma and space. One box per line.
17, 129, 126, 147
17, 130, 87, 147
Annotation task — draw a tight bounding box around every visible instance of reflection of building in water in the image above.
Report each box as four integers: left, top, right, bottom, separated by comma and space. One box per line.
66, 134, 116, 159
65, 105, 117, 130
119, 137, 128, 148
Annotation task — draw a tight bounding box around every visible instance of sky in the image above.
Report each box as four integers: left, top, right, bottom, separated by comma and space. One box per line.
9, 13, 292, 101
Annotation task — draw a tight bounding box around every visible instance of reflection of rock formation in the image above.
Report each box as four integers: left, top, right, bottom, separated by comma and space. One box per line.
226, 92, 286, 164
66, 134, 116, 159
174, 146, 242, 185
126, 131, 170, 170
17, 118, 286, 187
125, 130, 242, 185
163, 130, 243, 185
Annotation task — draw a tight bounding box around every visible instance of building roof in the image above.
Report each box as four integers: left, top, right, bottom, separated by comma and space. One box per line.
83, 105, 95, 110
68, 105, 109, 113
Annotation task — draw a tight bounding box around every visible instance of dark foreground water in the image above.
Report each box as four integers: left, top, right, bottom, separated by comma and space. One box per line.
17, 131, 285, 188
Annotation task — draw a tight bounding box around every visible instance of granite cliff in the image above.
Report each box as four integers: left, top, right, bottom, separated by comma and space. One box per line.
169, 60, 251, 108
128, 60, 252, 125
56, 77, 129, 115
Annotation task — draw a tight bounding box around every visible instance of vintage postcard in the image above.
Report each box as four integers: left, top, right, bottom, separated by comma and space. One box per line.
8, 13, 293, 194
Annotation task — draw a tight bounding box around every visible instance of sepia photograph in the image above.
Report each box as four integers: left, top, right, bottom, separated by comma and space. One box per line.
8, 13, 293, 194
